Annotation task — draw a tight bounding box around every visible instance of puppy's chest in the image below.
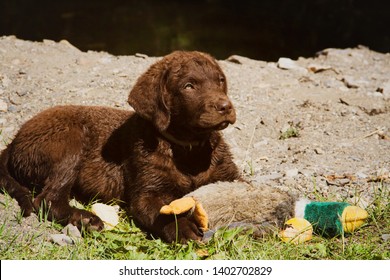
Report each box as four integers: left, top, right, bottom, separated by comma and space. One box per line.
170, 145, 213, 178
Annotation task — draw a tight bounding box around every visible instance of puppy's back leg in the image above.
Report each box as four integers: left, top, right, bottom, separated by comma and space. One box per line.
32, 154, 104, 231
0, 147, 34, 216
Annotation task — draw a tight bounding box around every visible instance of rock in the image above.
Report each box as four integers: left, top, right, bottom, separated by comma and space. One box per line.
314, 148, 325, 155
50, 234, 74, 246
285, 168, 299, 178
277, 57, 298, 70
356, 172, 368, 179
62, 224, 82, 239
7, 105, 20, 113
277, 57, 307, 73
379, 81, 390, 99
0, 99, 8, 112
382, 234, 390, 242
0, 74, 11, 87
50, 224, 82, 246
307, 64, 336, 73
341, 76, 369, 89
135, 53, 149, 59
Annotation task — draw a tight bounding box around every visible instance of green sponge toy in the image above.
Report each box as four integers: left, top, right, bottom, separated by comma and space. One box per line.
303, 201, 367, 236
280, 200, 368, 243
160, 182, 368, 243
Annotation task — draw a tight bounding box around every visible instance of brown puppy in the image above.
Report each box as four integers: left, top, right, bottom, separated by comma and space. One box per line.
0, 51, 241, 242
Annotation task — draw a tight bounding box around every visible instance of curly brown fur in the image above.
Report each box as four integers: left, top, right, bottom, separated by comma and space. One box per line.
0, 51, 241, 243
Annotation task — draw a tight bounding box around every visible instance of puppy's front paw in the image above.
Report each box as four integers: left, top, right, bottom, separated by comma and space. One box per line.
69, 209, 105, 231
162, 216, 203, 243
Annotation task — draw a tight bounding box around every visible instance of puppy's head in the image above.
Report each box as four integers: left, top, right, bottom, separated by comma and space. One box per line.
128, 51, 236, 135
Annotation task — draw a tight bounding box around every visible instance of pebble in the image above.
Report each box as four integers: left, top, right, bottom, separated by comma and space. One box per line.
285, 168, 299, 178
341, 76, 369, 89
0, 99, 8, 112
253, 139, 269, 148
135, 53, 149, 59
50, 234, 75, 246
277, 57, 307, 73
307, 64, 334, 73
7, 105, 20, 113
380, 81, 390, 99
277, 57, 299, 70
314, 148, 325, 155
50, 224, 82, 246
356, 172, 368, 179
62, 224, 82, 239
76, 57, 91, 66
382, 234, 390, 242
99, 56, 113, 64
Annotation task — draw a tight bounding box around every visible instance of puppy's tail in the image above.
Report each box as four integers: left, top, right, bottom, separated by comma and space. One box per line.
0, 146, 34, 216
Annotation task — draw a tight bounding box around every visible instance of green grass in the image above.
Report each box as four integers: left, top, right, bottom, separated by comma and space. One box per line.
279, 121, 301, 140
0, 182, 389, 260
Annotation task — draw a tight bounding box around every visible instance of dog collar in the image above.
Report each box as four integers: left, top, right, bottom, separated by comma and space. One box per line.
160, 131, 203, 149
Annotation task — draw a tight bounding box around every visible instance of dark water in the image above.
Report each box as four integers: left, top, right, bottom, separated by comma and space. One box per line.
1, 0, 389, 60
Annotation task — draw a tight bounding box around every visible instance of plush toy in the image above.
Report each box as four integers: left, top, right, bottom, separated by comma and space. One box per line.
159, 182, 368, 243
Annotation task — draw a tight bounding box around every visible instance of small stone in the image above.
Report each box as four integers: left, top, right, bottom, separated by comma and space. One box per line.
277, 57, 299, 70
254, 139, 268, 148
9, 94, 22, 105
76, 57, 90, 66
285, 168, 299, 178
277, 57, 307, 73
314, 148, 325, 155
338, 178, 351, 185
50, 234, 74, 246
99, 56, 113, 64
62, 224, 82, 239
135, 53, 148, 59
341, 76, 369, 89
382, 234, 390, 242
7, 105, 20, 113
378, 81, 390, 99
307, 64, 335, 73
356, 172, 368, 179
0, 99, 8, 112
0, 74, 11, 87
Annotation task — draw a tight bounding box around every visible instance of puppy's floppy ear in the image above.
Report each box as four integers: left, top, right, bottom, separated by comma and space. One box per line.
128, 60, 171, 132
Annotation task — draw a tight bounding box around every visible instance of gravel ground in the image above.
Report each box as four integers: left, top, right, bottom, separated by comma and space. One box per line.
0, 36, 389, 244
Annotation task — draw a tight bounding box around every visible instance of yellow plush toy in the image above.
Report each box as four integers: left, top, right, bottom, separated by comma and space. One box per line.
160, 196, 209, 231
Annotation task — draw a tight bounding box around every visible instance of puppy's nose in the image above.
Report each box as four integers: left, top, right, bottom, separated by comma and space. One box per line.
216, 100, 233, 115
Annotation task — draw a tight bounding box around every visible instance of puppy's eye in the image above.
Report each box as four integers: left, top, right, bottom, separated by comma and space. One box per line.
184, 83, 194, 90
219, 77, 225, 84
